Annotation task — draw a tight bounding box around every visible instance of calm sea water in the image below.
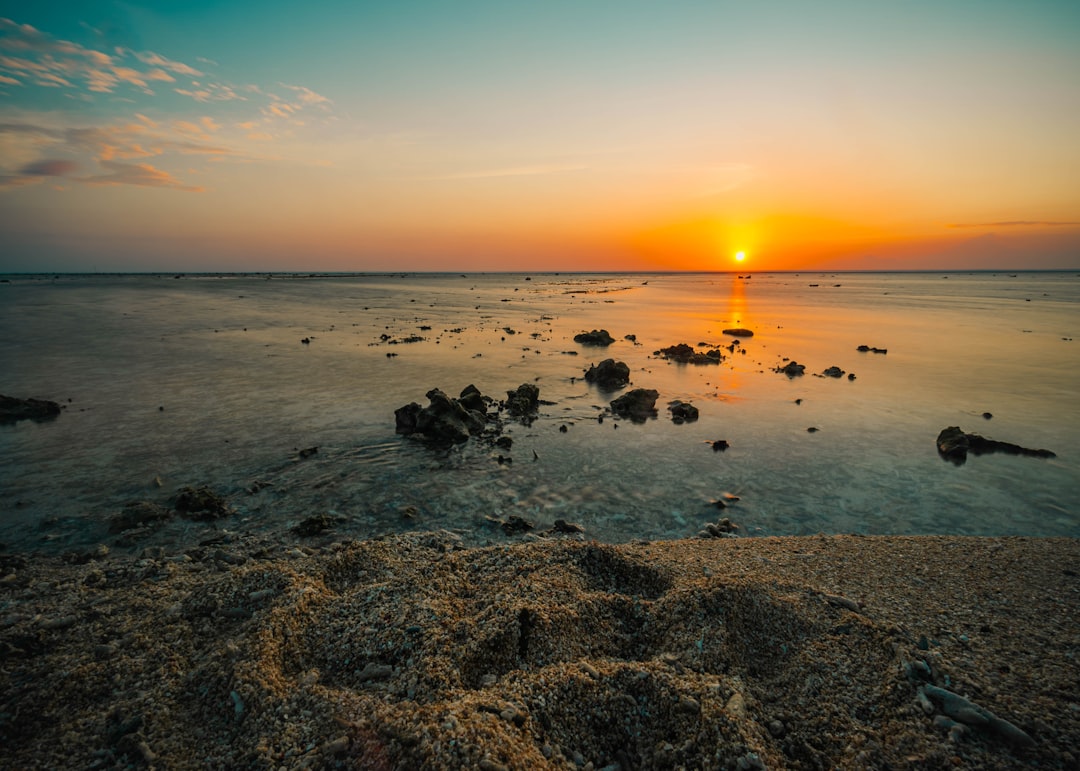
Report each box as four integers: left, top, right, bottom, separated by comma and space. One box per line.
1, 271, 1077, 552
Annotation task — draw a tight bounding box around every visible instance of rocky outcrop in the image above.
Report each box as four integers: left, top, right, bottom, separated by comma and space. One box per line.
822, 366, 845, 378
936, 426, 1056, 465
584, 359, 630, 390
775, 361, 805, 377
857, 345, 888, 354
396, 388, 487, 444
0, 394, 61, 424
722, 328, 754, 337
610, 388, 659, 422
653, 344, 721, 365
574, 329, 615, 346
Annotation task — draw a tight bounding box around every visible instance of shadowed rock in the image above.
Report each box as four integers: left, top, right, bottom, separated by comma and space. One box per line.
610, 388, 659, 422
574, 329, 615, 346
584, 359, 630, 390
936, 426, 1056, 466
0, 395, 61, 424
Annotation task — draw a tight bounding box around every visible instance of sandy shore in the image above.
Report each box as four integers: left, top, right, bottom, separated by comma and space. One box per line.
1, 532, 1077, 770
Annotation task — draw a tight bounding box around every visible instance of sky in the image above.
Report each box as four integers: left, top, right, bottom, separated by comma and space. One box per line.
1, 0, 1078, 273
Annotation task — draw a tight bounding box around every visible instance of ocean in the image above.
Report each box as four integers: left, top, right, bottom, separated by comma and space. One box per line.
1, 271, 1077, 553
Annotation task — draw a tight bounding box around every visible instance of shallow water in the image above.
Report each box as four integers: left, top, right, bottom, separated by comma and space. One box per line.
1, 271, 1077, 552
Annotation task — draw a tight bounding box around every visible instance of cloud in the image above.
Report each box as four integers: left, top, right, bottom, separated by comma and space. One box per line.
80, 159, 203, 191
948, 220, 1080, 228
0, 17, 201, 97
19, 158, 78, 176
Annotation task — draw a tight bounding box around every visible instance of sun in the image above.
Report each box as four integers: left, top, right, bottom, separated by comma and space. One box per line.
734, 251, 746, 263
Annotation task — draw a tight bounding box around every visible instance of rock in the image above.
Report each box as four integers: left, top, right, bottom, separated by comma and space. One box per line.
856, 345, 888, 354
458, 384, 488, 415
174, 486, 232, 520
609, 388, 659, 421
583, 359, 631, 390
292, 514, 346, 537
822, 366, 845, 378
548, 519, 585, 535
668, 400, 699, 423
711, 440, 730, 451
500, 515, 535, 535
298, 446, 318, 459
397, 388, 487, 444
653, 343, 721, 365
0, 394, 61, 424
921, 684, 1034, 746
109, 501, 172, 533
776, 361, 805, 376
936, 426, 1056, 465
573, 329, 615, 346
505, 383, 540, 417
722, 328, 754, 337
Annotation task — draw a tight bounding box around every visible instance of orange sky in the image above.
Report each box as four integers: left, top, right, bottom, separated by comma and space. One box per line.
1, 2, 1078, 272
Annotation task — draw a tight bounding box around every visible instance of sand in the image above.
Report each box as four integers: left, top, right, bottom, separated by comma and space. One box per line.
1, 532, 1078, 770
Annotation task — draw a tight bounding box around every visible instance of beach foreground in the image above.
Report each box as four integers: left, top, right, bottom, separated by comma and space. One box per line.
2, 533, 1077, 769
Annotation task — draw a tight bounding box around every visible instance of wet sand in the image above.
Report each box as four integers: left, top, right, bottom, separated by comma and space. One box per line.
2, 532, 1078, 769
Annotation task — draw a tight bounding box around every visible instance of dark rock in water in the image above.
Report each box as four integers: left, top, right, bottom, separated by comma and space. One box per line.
0, 394, 62, 424
505, 383, 540, 417
498, 515, 534, 535
109, 501, 172, 533
610, 388, 659, 421
292, 513, 346, 537
458, 384, 488, 415
495, 435, 513, 450
856, 345, 888, 354
775, 361, 806, 377
574, 329, 615, 346
668, 400, 699, 423
548, 519, 585, 535
298, 446, 318, 459
699, 517, 739, 538
722, 328, 754, 337
584, 358, 630, 390
174, 486, 232, 520
654, 343, 721, 365
847, 373, 856, 381
711, 439, 730, 451
394, 402, 422, 434
936, 426, 1056, 465
822, 366, 845, 378
414, 388, 486, 443
982, 412, 993, 420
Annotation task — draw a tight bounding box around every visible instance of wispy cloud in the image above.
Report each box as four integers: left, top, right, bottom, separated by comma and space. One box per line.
81, 159, 203, 191
948, 220, 1080, 228
0, 16, 339, 191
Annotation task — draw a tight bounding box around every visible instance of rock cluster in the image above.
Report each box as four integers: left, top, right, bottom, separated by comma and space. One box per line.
775, 361, 806, 376
653, 343, 721, 365
396, 383, 541, 446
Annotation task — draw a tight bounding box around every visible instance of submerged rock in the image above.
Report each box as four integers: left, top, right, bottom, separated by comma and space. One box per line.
722, 328, 754, 337
668, 400, 699, 423
610, 388, 659, 422
0, 394, 61, 424
109, 501, 172, 533
857, 345, 888, 354
573, 329, 615, 346
584, 358, 630, 390
822, 366, 845, 378
505, 383, 540, 417
174, 486, 232, 520
292, 514, 347, 537
654, 343, 721, 365
936, 426, 1056, 465
775, 361, 806, 377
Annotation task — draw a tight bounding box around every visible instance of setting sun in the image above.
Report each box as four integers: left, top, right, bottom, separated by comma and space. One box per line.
735, 251, 746, 262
